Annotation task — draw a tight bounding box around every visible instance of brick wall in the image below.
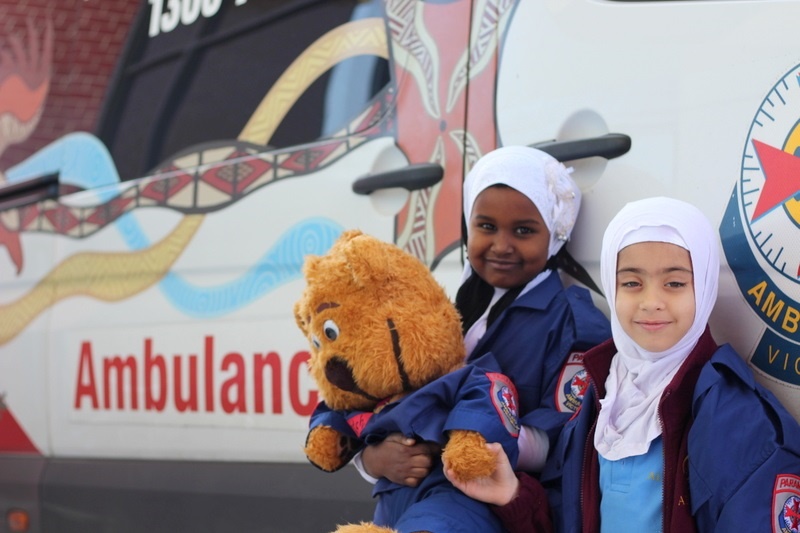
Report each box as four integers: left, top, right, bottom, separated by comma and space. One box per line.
0, 0, 140, 170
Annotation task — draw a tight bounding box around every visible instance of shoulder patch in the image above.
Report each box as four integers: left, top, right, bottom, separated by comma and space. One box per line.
555, 351, 588, 413
346, 412, 372, 438
487, 372, 520, 437
774, 474, 800, 533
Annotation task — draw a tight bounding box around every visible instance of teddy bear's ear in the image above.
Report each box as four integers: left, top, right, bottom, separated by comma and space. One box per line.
340, 232, 394, 288
317, 229, 362, 265
293, 298, 310, 335
301, 230, 361, 281
301, 252, 322, 278
338, 229, 364, 242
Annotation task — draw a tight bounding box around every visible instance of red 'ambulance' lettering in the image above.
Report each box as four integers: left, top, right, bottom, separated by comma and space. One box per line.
73, 337, 317, 416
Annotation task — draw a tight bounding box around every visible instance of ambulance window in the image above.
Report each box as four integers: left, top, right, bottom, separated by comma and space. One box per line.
97, 0, 389, 182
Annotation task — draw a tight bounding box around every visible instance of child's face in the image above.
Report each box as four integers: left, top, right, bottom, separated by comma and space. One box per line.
615, 241, 696, 352
467, 185, 550, 289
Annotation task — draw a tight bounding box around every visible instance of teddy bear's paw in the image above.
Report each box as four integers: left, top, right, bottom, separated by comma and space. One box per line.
441, 430, 495, 483
305, 425, 360, 472
333, 522, 398, 533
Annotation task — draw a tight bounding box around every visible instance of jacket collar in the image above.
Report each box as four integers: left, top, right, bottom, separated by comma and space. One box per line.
583, 326, 717, 404
506, 270, 564, 311
469, 273, 564, 359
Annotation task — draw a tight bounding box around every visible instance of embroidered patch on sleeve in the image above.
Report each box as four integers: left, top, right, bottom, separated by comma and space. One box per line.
554, 351, 588, 413
487, 372, 520, 437
346, 412, 372, 438
773, 473, 800, 533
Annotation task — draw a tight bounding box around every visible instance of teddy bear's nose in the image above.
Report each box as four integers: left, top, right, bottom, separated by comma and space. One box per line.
325, 357, 357, 392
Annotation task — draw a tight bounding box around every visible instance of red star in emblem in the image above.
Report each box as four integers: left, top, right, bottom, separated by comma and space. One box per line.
750, 139, 800, 221
785, 496, 800, 529
572, 373, 589, 396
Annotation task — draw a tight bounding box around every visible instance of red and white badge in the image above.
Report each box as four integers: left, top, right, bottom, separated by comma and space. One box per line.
773, 474, 800, 533
555, 351, 588, 413
487, 372, 520, 437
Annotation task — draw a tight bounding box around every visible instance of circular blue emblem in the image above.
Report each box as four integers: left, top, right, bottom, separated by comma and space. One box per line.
720, 62, 800, 391
780, 495, 800, 532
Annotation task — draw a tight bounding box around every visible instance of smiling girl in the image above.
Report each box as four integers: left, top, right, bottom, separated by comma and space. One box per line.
356, 146, 611, 492
447, 196, 800, 532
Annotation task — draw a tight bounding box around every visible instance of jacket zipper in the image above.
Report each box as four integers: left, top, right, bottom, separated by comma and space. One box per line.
659, 388, 671, 533
581, 373, 601, 532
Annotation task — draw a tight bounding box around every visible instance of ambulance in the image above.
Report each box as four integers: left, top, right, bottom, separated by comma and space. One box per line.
1, 0, 799, 531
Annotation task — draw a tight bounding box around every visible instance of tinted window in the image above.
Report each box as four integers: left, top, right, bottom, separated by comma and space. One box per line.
98, 0, 389, 181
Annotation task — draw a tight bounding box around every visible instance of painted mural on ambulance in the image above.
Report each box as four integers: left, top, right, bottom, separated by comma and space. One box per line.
3, 1, 800, 530
0, 0, 519, 456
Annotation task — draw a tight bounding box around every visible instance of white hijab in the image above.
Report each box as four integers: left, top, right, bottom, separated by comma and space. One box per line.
462, 146, 581, 263
594, 197, 719, 460
460, 146, 581, 354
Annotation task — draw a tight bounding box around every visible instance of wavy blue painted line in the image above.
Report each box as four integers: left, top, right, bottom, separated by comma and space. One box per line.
158, 218, 342, 317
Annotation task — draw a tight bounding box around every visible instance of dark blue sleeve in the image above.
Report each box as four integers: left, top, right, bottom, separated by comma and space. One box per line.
442, 358, 521, 467
523, 287, 610, 444
539, 390, 595, 533
309, 401, 360, 440
689, 346, 800, 530
564, 286, 612, 352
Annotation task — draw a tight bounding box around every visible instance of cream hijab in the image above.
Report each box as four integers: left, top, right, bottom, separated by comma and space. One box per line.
462, 146, 581, 262
594, 197, 719, 460
460, 146, 580, 354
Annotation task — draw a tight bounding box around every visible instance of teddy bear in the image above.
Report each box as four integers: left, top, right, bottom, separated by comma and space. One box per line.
293, 229, 520, 533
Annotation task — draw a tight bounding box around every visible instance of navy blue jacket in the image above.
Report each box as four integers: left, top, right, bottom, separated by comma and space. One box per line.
469, 273, 610, 444
500, 328, 800, 532
309, 353, 521, 532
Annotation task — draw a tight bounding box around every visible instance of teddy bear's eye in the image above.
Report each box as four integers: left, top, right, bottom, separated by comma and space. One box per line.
323, 320, 339, 341
311, 335, 321, 350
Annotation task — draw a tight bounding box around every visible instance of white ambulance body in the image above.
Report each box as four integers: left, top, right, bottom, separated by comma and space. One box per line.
0, 0, 798, 531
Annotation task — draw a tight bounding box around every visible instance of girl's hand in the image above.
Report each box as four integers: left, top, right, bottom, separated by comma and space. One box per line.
362, 433, 441, 487
444, 442, 520, 506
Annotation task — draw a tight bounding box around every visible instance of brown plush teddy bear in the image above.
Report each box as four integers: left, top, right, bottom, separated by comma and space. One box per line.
294, 229, 520, 533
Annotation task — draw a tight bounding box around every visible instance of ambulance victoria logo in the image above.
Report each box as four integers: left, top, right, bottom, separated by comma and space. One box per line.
488, 372, 520, 436
556, 351, 587, 413
720, 63, 800, 390
780, 495, 800, 533
774, 474, 800, 533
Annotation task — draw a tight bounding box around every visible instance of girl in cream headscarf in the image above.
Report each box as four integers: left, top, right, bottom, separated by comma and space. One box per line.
447, 196, 800, 533
357, 146, 609, 485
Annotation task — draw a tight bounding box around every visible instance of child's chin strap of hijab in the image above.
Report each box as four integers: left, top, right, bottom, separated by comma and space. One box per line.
457, 145, 581, 341
594, 197, 719, 461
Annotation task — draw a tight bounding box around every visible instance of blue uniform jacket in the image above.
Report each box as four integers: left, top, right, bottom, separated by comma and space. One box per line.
689, 343, 800, 531
469, 273, 610, 444
309, 353, 521, 532
539, 329, 800, 533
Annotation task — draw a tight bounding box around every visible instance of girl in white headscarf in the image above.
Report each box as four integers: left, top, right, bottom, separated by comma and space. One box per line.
447, 196, 800, 533
592, 196, 720, 462
587, 196, 721, 531
357, 146, 610, 484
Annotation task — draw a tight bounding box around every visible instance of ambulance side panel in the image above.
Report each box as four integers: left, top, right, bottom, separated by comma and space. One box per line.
2, 0, 800, 531
493, 0, 800, 419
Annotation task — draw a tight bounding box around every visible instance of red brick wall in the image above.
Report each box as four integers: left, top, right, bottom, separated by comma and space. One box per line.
0, 0, 140, 170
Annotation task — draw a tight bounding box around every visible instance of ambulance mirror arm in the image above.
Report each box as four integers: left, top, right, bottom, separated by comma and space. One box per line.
352, 163, 444, 195
531, 133, 631, 162
0, 173, 60, 211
